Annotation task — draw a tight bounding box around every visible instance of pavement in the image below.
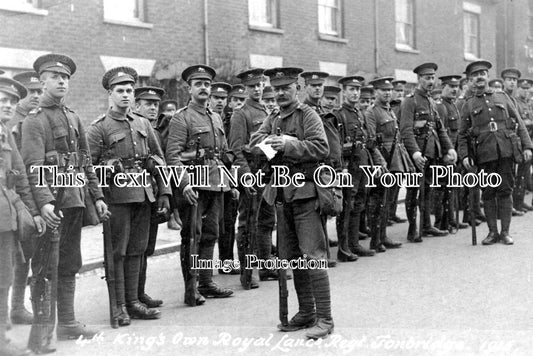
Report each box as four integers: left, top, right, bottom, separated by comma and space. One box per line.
8, 190, 533, 355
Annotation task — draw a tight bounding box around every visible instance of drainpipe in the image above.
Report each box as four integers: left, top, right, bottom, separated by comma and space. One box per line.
374, 0, 379, 74
203, 0, 209, 65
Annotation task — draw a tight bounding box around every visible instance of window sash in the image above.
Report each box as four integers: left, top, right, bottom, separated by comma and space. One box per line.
318, 0, 341, 36
463, 11, 479, 57
249, 0, 278, 28
104, 0, 141, 22
395, 0, 414, 47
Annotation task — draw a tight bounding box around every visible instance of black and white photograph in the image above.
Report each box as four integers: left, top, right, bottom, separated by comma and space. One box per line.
1, 0, 533, 355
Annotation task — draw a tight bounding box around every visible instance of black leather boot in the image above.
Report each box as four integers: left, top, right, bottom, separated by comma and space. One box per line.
278, 269, 316, 332
499, 196, 514, 245
305, 269, 333, 339
481, 199, 499, 245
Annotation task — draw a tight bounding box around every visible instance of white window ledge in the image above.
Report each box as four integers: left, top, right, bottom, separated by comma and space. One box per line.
318, 33, 348, 44
395, 43, 420, 54
248, 24, 284, 35
104, 18, 153, 29
0, 3, 48, 16
464, 52, 480, 61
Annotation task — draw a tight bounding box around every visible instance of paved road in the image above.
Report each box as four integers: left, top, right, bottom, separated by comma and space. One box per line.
6, 201, 533, 356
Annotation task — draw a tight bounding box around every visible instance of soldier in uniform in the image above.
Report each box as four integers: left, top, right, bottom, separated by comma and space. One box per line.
388, 79, 408, 225
249, 67, 334, 339
8, 71, 43, 326
134, 86, 167, 308
262, 86, 277, 114
513, 78, 533, 212
230, 68, 278, 286
365, 77, 405, 252
399, 62, 456, 242
359, 85, 374, 112
333, 75, 386, 260
321, 86, 341, 113
501, 68, 527, 217
433, 75, 469, 231
21, 54, 108, 340
0, 76, 46, 356
300, 71, 328, 115
458, 60, 533, 245
87, 67, 170, 323
160, 100, 178, 117
209, 82, 239, 275
166, 65, 236, 305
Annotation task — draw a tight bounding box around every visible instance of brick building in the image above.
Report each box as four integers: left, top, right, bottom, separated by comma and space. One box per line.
0, 0, 511, 124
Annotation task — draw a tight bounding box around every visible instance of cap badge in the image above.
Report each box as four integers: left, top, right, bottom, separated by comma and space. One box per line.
276, 72, 284, 77
198, 67, 205, 72
117, 72, 125, 76
30, 77, 39, 83
56, 62, 63, 67
312, 74, 318, 79
248, 73, 254, 78
148, 90, 156, 95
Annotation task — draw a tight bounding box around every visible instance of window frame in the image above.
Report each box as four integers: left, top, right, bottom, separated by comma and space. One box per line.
463, 2, 481, 60
395, 0, 416, 51
318, 0, 343, 38
103, 0, 153, 29
248, 0, 280, 30
0, 0, 48, 16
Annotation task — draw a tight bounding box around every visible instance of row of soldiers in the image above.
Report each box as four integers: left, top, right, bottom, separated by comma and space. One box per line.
1, 52, 533, 355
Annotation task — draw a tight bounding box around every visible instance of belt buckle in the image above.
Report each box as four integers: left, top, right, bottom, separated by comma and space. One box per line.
489, 122, 497, 132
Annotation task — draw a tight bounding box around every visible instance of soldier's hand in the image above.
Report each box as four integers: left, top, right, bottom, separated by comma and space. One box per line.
41, 203, 61, 229
183, 184, 198, 205
230, 188, 240, 201
412, 151, 427, 171
445, 149, 458, 164
265, 136, 286, 152
157, 195, 170, 212
33, 215, 47, 236
523, 149, 532, 162
462, 157, 475, 172
95, 199, 111, 221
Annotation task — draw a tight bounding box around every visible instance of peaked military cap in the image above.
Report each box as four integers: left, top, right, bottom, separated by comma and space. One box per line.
264, 67, 303, 86
439, 75, 462, 86
459, 77, 468, 87
181, 64, 216, 82
300, 71, 329, 85
465, 60, 492, 76
229, 84, 247, 99
13, 71, 41, 90
135, 86, 165, 101
392, 79, 406, 87
160, 99, 178, 110
518, 78, 533, 89
431, 88, 442, 96
360, 85, 375, 99
413, 62, 438, 76
262, 86, 275, 99
338, 75, 365, 87
369, 76, 394, 90
0, 77, 27, 100
102, 66, 138, 90
237, 68, 265, 86
501, 67, 521, 79
323, 86, 341, 97
211, 82, 232, 98
488, 79, 503, 88
33, 53, 76, 77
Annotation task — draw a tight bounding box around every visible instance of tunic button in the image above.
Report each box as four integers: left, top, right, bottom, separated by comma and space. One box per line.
133, 142, 137, 145
490, 118, 494, 121
135, 154, 139, 157
71, 140, 74, 144
488, 108, 491, 111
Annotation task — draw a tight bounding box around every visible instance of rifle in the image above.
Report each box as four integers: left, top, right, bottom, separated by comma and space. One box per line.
275, 127, 289, 327
102, 219, 119, 328
28, 159, 70, 353
241, 191, 258, 290
184, 138, 202, 306
466, 132, 477, 245
377, 127, 398, 242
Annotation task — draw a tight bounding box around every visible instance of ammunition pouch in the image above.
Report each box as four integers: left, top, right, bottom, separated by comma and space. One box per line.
12, 192, 37, 242
44, 150, 89, 169
413, 121, 435, 137
145, 154, 164, 176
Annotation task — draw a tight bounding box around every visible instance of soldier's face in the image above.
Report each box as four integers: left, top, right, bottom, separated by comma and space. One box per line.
246, 83, 263, 101
517, 87, 529, 99
209, 95, 227, 114
109, 84, 134, 109
305, 83, 324, 100
343, 85, 360, 104
0, 91, 18, 122
321, 96, 337, 110
273, 83, 298, 108
229, 97, 245, 109
359, 98, 371, 110
189, 79, 211, 103
442, 84, 459, 99
161, 104, 177, 116
136, 99, 159, 120
376, 88, 392, 103
392, 86, 404, 100
503, 77, 517, 91
41, 71, 69, 98
490, 82, 503, 92
418, 74, 435, 92
19, 88, 43, 110
471, 70, 489, 89
263, 98, 277, 112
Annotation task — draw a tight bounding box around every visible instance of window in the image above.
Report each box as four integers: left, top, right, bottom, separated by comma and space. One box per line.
318, 0, 342, 37
249, 0, 279, 28
463, 2, 481, 59
395, 0, 415, 49
104, 0, 147, 24
0, 0, 47, 15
